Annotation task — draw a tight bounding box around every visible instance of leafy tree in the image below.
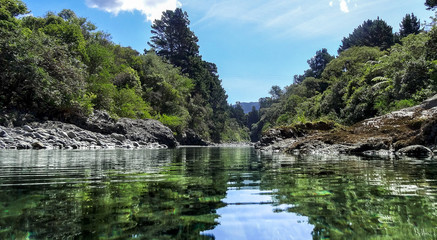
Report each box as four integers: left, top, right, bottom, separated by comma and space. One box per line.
338, 18, 394, 53
0, 0, 27, 30
399, 13, 421, 37
293, 49, 334, 84
269, 85, 283, 100
306, 48, 335, 79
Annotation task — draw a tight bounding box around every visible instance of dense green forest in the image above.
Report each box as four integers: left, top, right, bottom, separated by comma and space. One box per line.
241, 1, 437, 141
0, 0, 249, 142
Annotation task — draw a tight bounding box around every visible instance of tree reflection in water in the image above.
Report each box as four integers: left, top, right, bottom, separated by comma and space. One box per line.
0, 149, 436, 239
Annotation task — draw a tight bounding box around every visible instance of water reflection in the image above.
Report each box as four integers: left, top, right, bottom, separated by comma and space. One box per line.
0, 148, 436, 239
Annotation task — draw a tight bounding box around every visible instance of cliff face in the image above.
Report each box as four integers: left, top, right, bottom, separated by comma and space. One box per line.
256, 95, 437, 157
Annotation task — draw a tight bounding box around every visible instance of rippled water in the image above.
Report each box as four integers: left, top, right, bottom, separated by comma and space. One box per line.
1, 148, 437, 239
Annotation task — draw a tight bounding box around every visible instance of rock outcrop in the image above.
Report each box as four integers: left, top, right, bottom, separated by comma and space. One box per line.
0, 111, 178, 150
256, 95, 437, 157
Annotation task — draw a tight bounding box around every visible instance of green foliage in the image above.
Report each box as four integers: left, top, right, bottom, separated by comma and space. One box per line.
338, 18, 394, 53
157, 114, 186, 133
399, 13, 421, 37
0, 0, 27, 31
294, 48, 335, 84
220, 119, 250, 142
148, 8, 199, 74
113, 88, 152, 119
257, 19, 436, 131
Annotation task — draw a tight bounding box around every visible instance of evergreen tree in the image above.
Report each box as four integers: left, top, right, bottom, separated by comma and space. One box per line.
148, 8, 199, 74
338, 18, 394, 53
399, 13, 421, 37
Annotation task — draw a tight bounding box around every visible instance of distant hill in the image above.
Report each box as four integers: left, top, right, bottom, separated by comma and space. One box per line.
233, 102, 260, 114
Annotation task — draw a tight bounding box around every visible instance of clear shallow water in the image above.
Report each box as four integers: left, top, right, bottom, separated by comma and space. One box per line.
0, 148, 437, 239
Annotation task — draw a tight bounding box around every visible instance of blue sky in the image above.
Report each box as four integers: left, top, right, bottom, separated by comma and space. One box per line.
23, 0, 433, 104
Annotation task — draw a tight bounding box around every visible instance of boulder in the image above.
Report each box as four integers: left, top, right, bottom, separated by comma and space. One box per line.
67, 131, 77, 139
23, 125, 33, 132
396, 145, 433, 156
177, 129, 209, 146
111, 133, 126, 142
31, 141, 46, 149
0, 130, 9, 138
17, 141, 32, 149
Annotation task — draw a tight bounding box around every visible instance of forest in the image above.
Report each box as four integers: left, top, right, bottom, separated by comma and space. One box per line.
1, 0, 437, 144
0, 0, 249, 143
242, 1, 437, 141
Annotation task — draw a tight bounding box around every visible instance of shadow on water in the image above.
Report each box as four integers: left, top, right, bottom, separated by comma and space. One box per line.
0, 148, 437, 239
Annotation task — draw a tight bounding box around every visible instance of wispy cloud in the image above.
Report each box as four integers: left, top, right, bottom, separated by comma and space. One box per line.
85, 0, 181, 22
192, 0, 356, 38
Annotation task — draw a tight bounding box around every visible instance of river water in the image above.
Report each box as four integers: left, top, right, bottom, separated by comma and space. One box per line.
0, 147, 437, 239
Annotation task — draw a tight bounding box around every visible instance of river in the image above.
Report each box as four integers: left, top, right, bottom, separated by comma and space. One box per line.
0, 147, 437, 239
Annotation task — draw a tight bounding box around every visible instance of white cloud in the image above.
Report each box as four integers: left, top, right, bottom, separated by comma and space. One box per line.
329, 1, 333, 7
339, 0, 350, 13
85, 0, 181, 22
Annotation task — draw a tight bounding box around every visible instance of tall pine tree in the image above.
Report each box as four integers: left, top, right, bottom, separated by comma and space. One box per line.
399, 13, 421, 37
148, 8, 199, 74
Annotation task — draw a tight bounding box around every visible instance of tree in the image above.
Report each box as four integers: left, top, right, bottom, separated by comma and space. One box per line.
338, 18, 394, 53
247, 106, 259, 128
148, 8, 199, 74
399, 13, 421, 37
425, 0, 437, 10
306, 48, 335, 79
269, 85, 283, 100
0, 0, 28, 31
231, 103, 246, 126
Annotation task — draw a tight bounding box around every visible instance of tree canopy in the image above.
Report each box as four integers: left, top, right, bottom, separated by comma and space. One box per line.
338, 18, 394, 53
400, 13, 421, 37
148, 8, 199, 74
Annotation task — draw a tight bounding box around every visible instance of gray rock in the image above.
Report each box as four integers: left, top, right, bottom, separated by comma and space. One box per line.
0, 130, 9, 138
177, 129, 209, 146
3, 137, 15, 143
33, 132, 44, 139
17, 141, 32, 149
67, 131, 77, 139
111, 133, 126, 142
397, 145, 433, 156
23, 132, 33, 137
31, 141, 46, 149
58, 131, 69, 139
23, 125, 33, 132
82, 137, 96, 143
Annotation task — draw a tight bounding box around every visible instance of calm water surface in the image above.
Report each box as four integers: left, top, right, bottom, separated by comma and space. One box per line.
0, 147, 437, 239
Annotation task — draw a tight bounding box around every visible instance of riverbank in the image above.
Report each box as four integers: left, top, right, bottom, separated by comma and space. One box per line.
255, 95, 437, 157
0, 111, 177, 150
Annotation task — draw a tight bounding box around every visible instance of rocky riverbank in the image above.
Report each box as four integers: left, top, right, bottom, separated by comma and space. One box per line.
255, 95, 437, 157
0, 111, 178, 150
